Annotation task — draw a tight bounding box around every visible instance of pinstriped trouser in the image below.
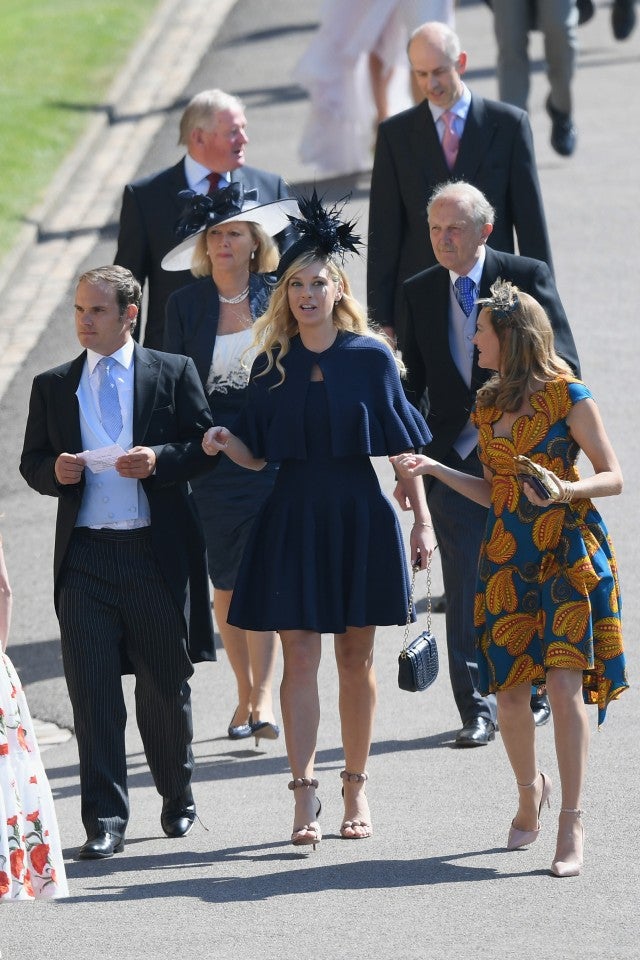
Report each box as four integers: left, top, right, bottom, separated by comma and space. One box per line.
57, 527, 194, 839
426, 449, 497, 726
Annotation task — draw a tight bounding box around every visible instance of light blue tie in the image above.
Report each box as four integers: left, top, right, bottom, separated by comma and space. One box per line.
455, 276, 476, 317
97, 357, 123, 441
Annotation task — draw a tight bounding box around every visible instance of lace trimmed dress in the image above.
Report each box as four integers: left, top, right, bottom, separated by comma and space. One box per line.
190, 328, 277, 589
1, 653, 69, 900
472, 377, 628, 725
227, 331, 431, 634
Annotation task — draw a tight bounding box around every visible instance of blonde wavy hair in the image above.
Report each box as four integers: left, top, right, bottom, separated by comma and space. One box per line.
250, 250, 402, 387
190, 221, 278, 278
475, 288, 573, 412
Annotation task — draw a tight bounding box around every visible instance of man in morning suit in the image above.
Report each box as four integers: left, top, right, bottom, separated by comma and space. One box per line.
399, 181, 580, 746
367, 21, 553, 343
20, 266, 217, 859
114, 88, 292, 349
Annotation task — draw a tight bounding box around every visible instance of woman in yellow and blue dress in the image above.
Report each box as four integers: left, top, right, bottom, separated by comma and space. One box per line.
393, 280, 628, 879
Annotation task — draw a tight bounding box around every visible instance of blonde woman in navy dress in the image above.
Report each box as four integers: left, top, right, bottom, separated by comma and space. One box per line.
202, 196, 435, 848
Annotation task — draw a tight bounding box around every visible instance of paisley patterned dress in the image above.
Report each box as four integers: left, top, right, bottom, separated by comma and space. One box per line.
472, 378, 628, 725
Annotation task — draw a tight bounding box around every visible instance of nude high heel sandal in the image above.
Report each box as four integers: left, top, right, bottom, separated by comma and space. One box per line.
340, 771, 373, 839
551, 808, 584, 877
289, 777, 322, 850
507, 772, 552, 850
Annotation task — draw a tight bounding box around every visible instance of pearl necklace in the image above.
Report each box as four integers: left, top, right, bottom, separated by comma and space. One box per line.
218, 285, 249, 305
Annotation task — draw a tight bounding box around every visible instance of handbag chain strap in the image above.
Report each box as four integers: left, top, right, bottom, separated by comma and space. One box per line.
400, 559, 433, 656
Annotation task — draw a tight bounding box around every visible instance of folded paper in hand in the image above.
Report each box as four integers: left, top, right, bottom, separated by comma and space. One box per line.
78, 444, 127, 474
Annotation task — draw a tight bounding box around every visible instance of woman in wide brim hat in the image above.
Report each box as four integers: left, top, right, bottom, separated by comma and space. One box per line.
161, 183, 300, 273
163, 184, 299, 747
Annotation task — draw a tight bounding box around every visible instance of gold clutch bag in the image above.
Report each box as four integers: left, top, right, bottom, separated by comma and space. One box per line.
514, 455, 564, 501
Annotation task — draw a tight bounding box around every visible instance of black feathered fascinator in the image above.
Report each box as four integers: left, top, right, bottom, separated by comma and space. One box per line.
276, 189, 362, 280
161, 183, 300, 272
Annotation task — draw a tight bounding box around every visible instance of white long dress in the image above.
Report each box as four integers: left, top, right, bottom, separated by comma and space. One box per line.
1, 652, 69, 900
293, 0, 455, 176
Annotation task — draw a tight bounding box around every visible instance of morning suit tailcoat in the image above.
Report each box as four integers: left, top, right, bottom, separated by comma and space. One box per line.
19, 344, 217, 666
164, 272, 272, 394
367, 94, 553, 338
401, 247, 580, 463
114, 160, 291, 349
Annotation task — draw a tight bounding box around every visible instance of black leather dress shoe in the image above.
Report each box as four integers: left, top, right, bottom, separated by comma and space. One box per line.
612, 0, 636, 39
454, 717, 496, 747
77, 831, 124, 860
576, 0, 595, 25
161, 789, 196, 838
546, 96, 577, 157
530, 693, 552, 727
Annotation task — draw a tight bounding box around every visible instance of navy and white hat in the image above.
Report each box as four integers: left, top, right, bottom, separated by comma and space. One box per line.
162, 182, 300, 272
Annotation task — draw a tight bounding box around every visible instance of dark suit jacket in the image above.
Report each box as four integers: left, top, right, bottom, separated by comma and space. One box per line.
114, 159, 290, 349
367, 95, 553, 335
401, 247, 580, 462
19, 343, 217, 665
163, 272, 272, 394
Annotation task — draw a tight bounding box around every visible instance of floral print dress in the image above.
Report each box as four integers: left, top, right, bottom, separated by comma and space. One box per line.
472, 378, 628, 726
1, 652, 68, 900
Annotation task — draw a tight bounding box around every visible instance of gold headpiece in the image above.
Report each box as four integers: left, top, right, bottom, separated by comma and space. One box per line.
475, 277, 520, 321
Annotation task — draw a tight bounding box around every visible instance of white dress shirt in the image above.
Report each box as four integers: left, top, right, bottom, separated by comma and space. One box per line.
184, 154, 229, 194
76, 339, 151, 529
429, 83, 472, 145
448, 245, 485, 460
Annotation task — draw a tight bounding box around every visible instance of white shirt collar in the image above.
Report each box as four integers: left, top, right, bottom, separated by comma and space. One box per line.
429, 83, 471, 124
87, 338, 135, 375
449, 243, 486, 288
184, 154, 229, 193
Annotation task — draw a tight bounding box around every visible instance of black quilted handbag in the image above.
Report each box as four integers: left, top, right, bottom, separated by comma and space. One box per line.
398, 560, 439, 693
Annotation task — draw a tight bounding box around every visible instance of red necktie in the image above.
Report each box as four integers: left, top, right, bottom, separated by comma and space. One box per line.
207, 172, 222, 195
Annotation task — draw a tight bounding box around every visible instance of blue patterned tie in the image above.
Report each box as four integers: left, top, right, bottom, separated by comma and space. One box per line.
455, 276, 476, 317
97, 357, 123, 441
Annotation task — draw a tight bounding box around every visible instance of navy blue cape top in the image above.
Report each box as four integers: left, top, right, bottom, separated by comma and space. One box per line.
233, 330, 432, 459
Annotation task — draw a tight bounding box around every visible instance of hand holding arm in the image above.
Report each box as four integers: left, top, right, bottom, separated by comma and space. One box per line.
391, 453, 492, 508
390, 453, 437, 567
202, 427, 266, 472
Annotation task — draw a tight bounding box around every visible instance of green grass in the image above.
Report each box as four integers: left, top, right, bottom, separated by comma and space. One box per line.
0, 0, 160, 257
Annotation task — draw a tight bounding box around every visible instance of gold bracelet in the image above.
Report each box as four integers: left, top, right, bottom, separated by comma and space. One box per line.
556, 481, 574, 503
414, 521, 433, 528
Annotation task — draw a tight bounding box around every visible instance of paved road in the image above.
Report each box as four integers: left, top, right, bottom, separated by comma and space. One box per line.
1, 2, 639, 958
